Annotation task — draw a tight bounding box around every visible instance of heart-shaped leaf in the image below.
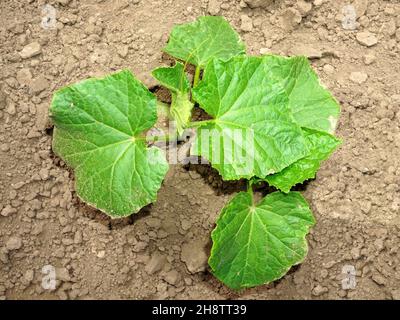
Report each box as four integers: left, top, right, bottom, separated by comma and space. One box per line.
163, 16, 246, 68
191, 56, 310, 180
209, 191, 315, 289
50, 70, 169, 217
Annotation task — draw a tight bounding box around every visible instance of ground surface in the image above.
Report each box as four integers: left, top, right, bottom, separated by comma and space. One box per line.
1, 0, 400, 300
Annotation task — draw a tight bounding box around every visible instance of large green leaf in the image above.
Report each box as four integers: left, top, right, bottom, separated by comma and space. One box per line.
265, 129, 342, 193
152, 62, 193, 135
50, 70, 169, 217
209, 191, 315, 290
191, 56, 310, 180
163, 16, 246, 68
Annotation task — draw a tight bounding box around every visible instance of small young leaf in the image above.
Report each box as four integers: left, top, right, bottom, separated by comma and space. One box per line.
163, 16, 246, 68
50, 70, 169, 217
191, 56, 310, 180
152, 62, 190, 94
209, 191, 315, 290
152, 62, 193, 135
265, 129, 342, 193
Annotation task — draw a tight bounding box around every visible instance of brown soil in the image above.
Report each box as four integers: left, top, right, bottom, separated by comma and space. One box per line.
1, 0, 400, 300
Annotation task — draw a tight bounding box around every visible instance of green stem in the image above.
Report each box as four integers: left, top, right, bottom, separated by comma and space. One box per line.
193, 65, 201, 88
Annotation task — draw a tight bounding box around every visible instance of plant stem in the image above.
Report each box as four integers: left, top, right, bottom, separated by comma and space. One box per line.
193, 65, 201, 88
247, 180, 255, 206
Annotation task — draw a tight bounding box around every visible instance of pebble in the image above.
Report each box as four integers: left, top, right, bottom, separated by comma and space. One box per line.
363, 54, 376, 65
16, 68, 32, 86
30, 76, 49, 94
296, 0, 313, 16
391, 289, 400, 300
145, 253, 166, 274
240, 15, 253, 32
349, 71, 368, 84
181, 241, 208, 274
1, 205, 17, 217
356, 32, 378, 47
372, 274, 386, 285
323, 64, 335, 74
19, 42, 42, 59
208, 0, 221, 15
163, 270, 180, 286
353, 0, 369, 19
56, 267, 71, 282
6, 236, 22, 251
312, 284, 328, 296
244, 0, 274, 8
290, 44, 323, 59
279, 8, 302, 31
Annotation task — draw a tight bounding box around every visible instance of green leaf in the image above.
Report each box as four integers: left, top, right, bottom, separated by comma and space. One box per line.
152, 62, 193, 135
266, 55, 340, 133
209, 191, 315, 290
265, 129, 342, 193
163, 16, 246, 68
50, 70, 169, 217
152, 62, 190, 94
191, 56, 310, 180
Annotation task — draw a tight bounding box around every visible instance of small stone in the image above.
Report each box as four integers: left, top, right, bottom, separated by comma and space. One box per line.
240, 15, 253, 32
16, 68, 32, 86
97, 250, 105, 258
290, 44, 322, 59
1, 205, 17, 217
244, 0, 274, 8
164, 270, 180, 286
363, 54, 376, 65
349, 71, 368, 84
39, 168, 49, 180
208, 0, 221, 15
279, 8, 302, 31
181, 241, 208, 274
145, 253, 166, 274
29, 76, 49, 94
356, 31, 378, 47
181, 219, 192, 231
56, 267, 71, 282
312, 284, 328, 296
383, 20, 396, 37
145, 217, 161, 229
19, 42, 42, 59
391, 289, 400, 300
24, 270, 34, 284
6, 102, 16, 115
372, 274, 386, 285
296, 0, 312, 16
323, 64, 335, 74
6, 236, 22, 251
117, 46, 129, 58
352, 0, 369, 19
259, 47, 271, 55
74, 230, 82, 244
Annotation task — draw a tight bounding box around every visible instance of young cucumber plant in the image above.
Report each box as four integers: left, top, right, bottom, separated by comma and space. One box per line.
49, 16, 341, 290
